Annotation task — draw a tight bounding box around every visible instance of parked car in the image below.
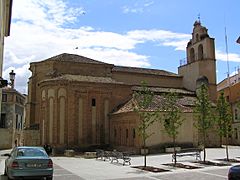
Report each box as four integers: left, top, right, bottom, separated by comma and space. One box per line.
228, 165, 240, 180
4, 146, 53, 180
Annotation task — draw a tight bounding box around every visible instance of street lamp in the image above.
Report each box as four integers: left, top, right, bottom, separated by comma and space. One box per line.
9, 70, 16, 89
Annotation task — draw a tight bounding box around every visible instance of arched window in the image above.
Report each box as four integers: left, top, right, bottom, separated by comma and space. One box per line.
196, 34, 199, 41
198, 44, 203, 60
190, 48, 195, 62
133, 128, 136, 139
119, 128, 122, 145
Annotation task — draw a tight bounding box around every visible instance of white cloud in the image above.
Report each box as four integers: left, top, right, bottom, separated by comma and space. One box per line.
3, 64, 30, 94
162, 41, 188, 51
70, 48, 150, 67
12, 0, 84, 28
122, 0, 154, 14
127, 29, 190, 40
4, 0, 192, 93
230, 70, 238, 77
127, 30, 190, 50
8, 0, 240, 94
216, 50, 240, 62
144, 1, 154, 7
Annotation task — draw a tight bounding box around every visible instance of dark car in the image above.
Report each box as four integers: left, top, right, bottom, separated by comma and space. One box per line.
4, 146, 53, 180
228, 165, 240, 180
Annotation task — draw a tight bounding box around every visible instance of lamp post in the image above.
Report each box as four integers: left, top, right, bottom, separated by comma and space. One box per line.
9, 70, 15, 89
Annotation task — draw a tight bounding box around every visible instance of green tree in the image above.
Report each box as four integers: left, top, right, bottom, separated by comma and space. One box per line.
194, 84, 213, 163
133, 81, 158, 167
161, 92, 184, 165
216, 91, 232, 161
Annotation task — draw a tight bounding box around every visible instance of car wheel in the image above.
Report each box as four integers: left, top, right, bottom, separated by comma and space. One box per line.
46, 176, 53, 180
7, 176, 12, 180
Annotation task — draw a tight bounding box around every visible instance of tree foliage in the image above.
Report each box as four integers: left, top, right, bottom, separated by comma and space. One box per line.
216, 91, 232, 160
194, 84, 213, 162
161, 92, 184, 165
133, 81, 158, 167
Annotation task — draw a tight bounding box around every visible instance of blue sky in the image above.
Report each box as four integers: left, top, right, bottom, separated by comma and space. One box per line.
4, 0, 240, 93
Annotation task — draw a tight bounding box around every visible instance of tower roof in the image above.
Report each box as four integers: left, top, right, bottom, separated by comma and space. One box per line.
113, 66, 180, 77
41, 53, 112, 65
193, 20, 201, 27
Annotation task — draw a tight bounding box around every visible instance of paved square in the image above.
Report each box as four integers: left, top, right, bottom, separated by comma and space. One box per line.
1, 147, 239, 179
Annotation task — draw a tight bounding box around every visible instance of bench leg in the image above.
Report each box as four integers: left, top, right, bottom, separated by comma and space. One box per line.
172, 154, 175, 162
111, 158, 118, 163
123, 160, 131, 166
196, 153, 201, 161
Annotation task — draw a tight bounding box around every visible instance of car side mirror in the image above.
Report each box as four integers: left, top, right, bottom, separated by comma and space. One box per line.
2, 153, 11, 157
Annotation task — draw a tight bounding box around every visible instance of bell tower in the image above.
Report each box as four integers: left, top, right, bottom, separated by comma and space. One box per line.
178, 20, 217, 101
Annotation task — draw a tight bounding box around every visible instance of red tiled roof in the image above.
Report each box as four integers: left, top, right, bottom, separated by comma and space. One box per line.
113, 66, 180, 77
41, 74, 124, 84
132, 86, 195, 95
112, 95, 197, 114
41, 53, 111, 65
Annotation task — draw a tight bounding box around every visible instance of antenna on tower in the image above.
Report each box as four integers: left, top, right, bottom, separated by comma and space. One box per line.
197, 13, 201, 22
225, 26, 230, 85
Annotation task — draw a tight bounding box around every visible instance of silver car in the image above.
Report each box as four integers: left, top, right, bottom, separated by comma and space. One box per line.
4, 146, 53, 180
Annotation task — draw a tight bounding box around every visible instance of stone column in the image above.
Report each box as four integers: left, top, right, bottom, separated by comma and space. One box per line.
104, 99, 109, 144
78, 98, 83, 144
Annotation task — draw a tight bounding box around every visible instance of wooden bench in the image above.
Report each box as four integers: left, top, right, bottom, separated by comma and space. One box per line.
172, 148, 202, 162
84, 152, 97, 159
64, 149, 75, 157
96, 149, 105, 160
111, 151, 131, 166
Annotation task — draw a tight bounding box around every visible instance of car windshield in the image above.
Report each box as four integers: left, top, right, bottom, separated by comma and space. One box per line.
17, 148, 47, 157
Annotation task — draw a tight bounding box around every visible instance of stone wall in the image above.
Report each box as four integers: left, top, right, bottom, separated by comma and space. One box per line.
23, 130, 40, 146
110, 112, 200, 152
0, 128, 13, 149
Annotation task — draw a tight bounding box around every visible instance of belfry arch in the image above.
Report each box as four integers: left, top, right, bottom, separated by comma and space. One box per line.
198, 44, 203, 60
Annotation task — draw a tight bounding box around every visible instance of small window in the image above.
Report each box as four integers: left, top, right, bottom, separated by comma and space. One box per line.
16, 96, 19, 103
226, 96, 229, 102
0, 114, 6, 128
2, 94, 7, 102
198, 44, 204, 60
133, 128, 136, 139
20, 116, 23, 130
190, 48, 195, 62
228, 125, 232, 138
235, 128, 238, 139
196, 34, 199, 41
126, 129, 128, 138
16, 114, 18, 129
92, 98, 96, 107
114, 128, 117, 138
235, 109, 238, 120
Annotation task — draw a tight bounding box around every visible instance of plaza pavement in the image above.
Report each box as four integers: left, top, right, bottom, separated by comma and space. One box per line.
51, 146, 240, 180
0, 146, 240, 180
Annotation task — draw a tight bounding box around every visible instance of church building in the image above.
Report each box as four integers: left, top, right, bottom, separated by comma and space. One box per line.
26, 21, 217, 151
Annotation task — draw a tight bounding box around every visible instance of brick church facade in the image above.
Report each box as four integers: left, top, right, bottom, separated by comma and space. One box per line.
26, 21, 218, 151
